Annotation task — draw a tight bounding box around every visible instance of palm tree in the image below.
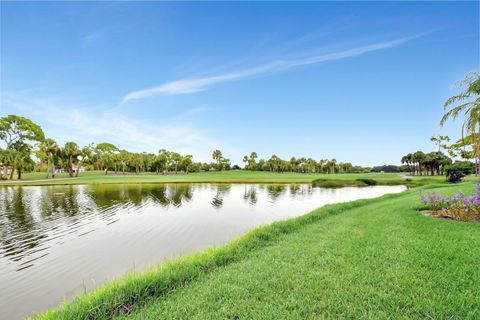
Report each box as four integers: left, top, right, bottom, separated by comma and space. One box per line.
212, 149, 223, 170
430, 135, 450, 152
39, 138, 58, 179
9, 141, 33, 180
329, 159, 337, 174
63, 142, 80, 177
181, 155, 193, 173
157, 149, 170, 174
246, 152, 258, 170
170, 152, 182, 174
76, 144, 93, 177
243, 155, 249, 169
441, 72, 480, 174
401, 153, 414, 175
412, 151, 426, 176
118, 150, 130, 175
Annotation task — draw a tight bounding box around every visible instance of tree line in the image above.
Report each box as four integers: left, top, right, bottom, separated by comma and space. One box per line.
400, 151, 452, 176
241, 152, 359, 174
1, 115, 371, 180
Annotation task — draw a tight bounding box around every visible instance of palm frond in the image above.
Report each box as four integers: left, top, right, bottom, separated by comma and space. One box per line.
440, 102, 474, 126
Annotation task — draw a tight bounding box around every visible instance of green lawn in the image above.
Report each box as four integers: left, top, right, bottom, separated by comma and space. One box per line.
2, 170, 447, 186
35, 181, 480, 319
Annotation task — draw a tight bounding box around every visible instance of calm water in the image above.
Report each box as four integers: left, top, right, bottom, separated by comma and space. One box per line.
0, 183, 406, 319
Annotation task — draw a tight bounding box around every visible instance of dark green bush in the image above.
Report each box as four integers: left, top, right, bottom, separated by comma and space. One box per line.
356, 178, 377, 186
447, 171, 465, 183
444, 161, 475, 178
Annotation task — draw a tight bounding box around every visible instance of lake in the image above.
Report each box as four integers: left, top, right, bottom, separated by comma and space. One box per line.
0, 183, 406, 319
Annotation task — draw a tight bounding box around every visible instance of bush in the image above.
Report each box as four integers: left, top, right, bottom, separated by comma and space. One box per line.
448, 171, 465, 183
444, 161, 475, 178
356, 178, 377, 186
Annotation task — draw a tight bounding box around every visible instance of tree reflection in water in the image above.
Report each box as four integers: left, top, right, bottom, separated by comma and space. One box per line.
0, 184, 198, 263
211, 184, 231, 209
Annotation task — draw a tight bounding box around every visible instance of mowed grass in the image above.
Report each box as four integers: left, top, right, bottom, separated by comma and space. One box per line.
2, 170, 447, 186
34, 182, 480, 319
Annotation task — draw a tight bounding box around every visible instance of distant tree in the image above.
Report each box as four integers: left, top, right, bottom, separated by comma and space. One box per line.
76, 144, 94, 177
220, 157, 231, 170
129, 153, 143, 175
63, 142, 80, 177
170, 152, 182, 174
430, 135, 450, 152
38, 138, 59, 178
212, 149, 223, 170
118, 150, 130, 175
0, 114, 45, 148
95, 142, 118, 174
401, 153, 414, 175
242, 156, 248, 169
181, 154, 193, 173
327, 159, 337, 174
157, 149, 170, 174
243, 152, 258, 170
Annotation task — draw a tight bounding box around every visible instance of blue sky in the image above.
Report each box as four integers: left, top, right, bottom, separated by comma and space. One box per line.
1, 1, 478, 166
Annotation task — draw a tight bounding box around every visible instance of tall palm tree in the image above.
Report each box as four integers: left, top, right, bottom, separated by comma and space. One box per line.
401, 153, 413, 175
329, 159, 337, 174
212, 149, 223, 170
430, 135, 450, 152
243, 156, 249, 169
441, 72, 480, 174
412, 151, 426, 176
39, 138, 58, 178
76, 144, 93, 177
63, 142, 80, 177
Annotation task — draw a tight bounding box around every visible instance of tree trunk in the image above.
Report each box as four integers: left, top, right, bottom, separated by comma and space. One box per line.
46, 157, 50, 179
69, 156, 74, 177
75, 160, 82, 177
52, 157, 56, 178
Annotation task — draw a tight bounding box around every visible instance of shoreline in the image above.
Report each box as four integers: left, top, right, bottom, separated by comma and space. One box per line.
32, 191, 407, 320
31, 181, 480, 319
0, 171, 441, 188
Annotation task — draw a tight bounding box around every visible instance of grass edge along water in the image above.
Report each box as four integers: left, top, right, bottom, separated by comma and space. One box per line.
32, 190, 409, 319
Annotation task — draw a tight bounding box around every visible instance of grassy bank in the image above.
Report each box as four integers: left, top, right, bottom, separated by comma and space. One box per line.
1, 171, 446, 187
34, 182, 480, 319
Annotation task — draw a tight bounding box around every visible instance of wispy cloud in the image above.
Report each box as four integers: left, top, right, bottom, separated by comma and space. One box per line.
122, 33, 425, 102
1, 92, 222, 161
82, 31, 103, 49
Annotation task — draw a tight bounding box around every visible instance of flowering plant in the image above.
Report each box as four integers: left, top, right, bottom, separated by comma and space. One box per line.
420, 184, 480, 221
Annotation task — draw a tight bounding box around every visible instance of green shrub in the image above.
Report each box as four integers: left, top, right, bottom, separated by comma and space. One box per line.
444, 161, 475, 179
356, 178, 377, 186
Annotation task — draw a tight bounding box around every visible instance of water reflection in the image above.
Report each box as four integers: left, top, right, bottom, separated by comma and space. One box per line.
211, 184, 231, 208
0, 183, 406, 320
243, 185, 258, 205
0, 185, 196, 263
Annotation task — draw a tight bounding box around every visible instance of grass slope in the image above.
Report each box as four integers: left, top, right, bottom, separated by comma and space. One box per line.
2, 171, 445, 186
34, 182, 480, 319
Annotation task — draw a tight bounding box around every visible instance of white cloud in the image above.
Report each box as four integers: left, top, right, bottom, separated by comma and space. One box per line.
122, 34, 425, 102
